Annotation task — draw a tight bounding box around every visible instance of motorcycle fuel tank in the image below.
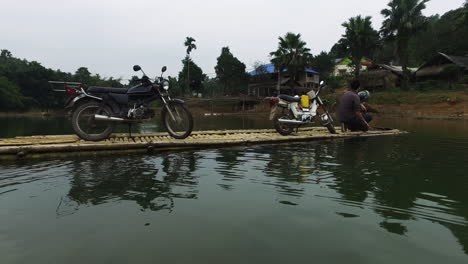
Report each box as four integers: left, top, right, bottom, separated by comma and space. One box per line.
127, 84, 152, 95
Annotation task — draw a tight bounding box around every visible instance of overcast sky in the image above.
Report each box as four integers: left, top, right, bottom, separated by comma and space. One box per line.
1, 0, 465, 81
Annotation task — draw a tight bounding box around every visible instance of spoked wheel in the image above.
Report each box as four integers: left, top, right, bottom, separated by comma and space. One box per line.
273, 111, 295, 136
72, 101, 115, 141
320, 108, 336, 134
325, 118, 336, 134
161, 102, 193, 139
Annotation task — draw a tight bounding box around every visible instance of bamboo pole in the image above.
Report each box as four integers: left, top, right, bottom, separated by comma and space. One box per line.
0, 128, 406, 159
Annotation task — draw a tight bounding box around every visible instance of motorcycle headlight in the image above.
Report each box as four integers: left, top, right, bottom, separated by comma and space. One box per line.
162, 80, 169, 90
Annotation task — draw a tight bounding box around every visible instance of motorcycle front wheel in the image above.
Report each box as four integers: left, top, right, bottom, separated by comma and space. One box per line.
72, 101, 115, 141
161, 102, 193, 139
320, 108, 336, 134
326, 121, 336, 134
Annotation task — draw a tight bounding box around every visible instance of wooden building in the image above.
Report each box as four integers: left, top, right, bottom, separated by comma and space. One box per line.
248, 64, 320, 97
333, 57, 373, 76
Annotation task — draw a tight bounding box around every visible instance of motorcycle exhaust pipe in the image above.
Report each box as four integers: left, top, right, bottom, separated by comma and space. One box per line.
94, 114, 125, 122
277, 119, 307, 125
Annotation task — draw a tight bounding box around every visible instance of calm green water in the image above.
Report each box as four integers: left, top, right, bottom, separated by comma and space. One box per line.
0, 115, 273, 138
1, 116, 468, 263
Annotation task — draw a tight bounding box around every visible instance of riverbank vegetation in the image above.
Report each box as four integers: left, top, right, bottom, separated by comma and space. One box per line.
0, 49, 124, 111
1, 0, 467, 112
321, 85, 468, 105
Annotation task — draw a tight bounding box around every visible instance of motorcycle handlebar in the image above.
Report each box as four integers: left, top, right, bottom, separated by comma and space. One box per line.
315, 85, 323, 97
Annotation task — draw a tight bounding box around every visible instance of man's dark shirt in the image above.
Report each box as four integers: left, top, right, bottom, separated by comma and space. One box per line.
337, 90, 361, 122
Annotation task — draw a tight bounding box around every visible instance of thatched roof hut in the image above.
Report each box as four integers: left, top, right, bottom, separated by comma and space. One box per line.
416, 52, 468, 78
359, 64, 416, 90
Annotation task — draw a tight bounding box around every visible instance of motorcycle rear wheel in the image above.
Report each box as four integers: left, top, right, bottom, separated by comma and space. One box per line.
274, 114, 295, 136
161, 102, 193, 139
72, 101, 115, 141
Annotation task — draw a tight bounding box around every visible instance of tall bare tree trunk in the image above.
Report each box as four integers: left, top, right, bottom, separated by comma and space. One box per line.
354, 60, 361, 79
277, 71, 281, 95
399, 38, 410, 90
187, 58, 190, 95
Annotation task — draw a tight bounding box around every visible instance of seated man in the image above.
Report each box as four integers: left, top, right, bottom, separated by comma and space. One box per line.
337, 80, 372, 132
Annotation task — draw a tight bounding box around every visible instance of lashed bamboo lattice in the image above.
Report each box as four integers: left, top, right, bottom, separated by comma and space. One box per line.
0, 127, 405, 159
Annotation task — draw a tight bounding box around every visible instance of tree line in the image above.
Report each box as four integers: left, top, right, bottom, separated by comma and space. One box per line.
168, 37, 249, 98
0, 49, 125, 111
1, 0, 467, 110
329, 0, 468, 86
269, 0, 468, 90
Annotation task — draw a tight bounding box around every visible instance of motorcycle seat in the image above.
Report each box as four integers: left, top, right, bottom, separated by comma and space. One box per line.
87, 86, 128, 94
278, 94, 301, 103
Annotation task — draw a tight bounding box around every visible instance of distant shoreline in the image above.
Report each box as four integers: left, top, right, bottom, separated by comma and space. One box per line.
1, 92, 467, 120
0, 111, 59, 118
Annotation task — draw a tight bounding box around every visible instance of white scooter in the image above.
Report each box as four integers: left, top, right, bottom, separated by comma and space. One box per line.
269, 81, 336, 135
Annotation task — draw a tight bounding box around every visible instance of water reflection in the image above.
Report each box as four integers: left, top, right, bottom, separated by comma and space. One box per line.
66, 153, 200, 213
379, 221, 407, 235
260, 143, 321, 198
0, 116, 73, 138
211, 138, 468, 247
0, 115, 272, 138
215, 148, 248, 190
1, 119, 468, 260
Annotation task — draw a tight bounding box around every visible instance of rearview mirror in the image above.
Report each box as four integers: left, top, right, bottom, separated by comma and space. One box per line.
161, 66, 167, 73
133, 65, 141, 72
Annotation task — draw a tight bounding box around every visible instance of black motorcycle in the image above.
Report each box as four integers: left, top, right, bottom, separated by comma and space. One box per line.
52, 65, 193, 141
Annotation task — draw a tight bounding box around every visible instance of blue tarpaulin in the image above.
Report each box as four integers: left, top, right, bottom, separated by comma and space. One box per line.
248, 64, 319, 76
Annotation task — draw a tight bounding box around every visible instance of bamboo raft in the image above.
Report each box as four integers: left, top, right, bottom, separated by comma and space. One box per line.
0, 127, 405, 159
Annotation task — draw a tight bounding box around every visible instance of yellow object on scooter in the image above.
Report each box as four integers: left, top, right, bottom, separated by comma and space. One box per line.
301, 95, 310, 108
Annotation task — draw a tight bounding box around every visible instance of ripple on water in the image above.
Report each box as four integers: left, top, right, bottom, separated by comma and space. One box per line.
316, 194, 468, 227
0, 160, 74, 191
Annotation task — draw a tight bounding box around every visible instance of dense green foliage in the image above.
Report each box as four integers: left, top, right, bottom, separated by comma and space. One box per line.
308, 52, 335, 77
177, 56, 206, 95
340, 16, 379, 77
404, 7, 468, 66
202, 78, 222, 97
370, 3, 468, 67
0, 77, 28, 109
328, 1, 468, 83
270, 32, 312, 91
166, 76, 182, 96
306, 52, 347, 91
1, 2, 467, 110
0, 49, 123, 111
214, 47, 248, 95
380, 0, 430, 87
465, 0, 468, 24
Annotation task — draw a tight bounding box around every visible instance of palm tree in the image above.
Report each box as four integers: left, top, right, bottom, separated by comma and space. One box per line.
184, 37, 197, 55
340, 16, 379, 78
270, 32, 311, 94
184, 37, 197, 94
270, 48, 288, 94
381, 0, 429, 87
